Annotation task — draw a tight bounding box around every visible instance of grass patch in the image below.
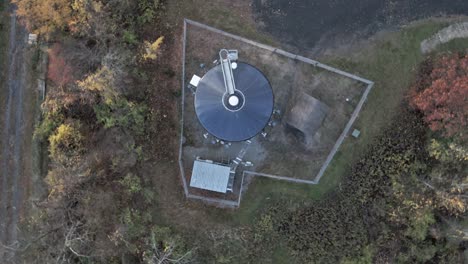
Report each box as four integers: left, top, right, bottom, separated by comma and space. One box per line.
159, 4, 468, 262
432, 37, 468, 53
165, 2, 468, 256
167, 3, 465, 218
165, 0, 275, 45
319, 22, 456, 188
235, 21, 468, 222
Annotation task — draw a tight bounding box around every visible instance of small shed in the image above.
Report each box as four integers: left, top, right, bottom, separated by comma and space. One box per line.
285, 92, 329, 143
190, 160, 231, 193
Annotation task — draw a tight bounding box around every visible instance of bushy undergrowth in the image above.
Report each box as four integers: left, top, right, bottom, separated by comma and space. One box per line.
94, 98, 148, 136
48, 121, 84, 164
18, 0, 192, 263
270, 53, 468, 263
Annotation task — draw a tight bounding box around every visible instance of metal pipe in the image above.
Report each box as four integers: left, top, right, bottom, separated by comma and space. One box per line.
219, 49, 236, 95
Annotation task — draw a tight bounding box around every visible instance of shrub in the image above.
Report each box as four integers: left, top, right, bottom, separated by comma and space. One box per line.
123, 30, 138, 45
137, 0, 163, 25
48, 121, 83, 164
94, 98, 147, 135
47, 43, 74, 87
141, 188, 155, 203
78, 66, 117, 103
428, 138, 468, 163
341, 246, 374, 264
121, 208, 152, 242
34, 107, 64, 141
253, 213, 275, 243
142, 36, 164, 61
119, 173, 142, 195
404, 209, 435, 241
397, 241, 437, 263
45, 167, 66, 198
280, 109, 428, 262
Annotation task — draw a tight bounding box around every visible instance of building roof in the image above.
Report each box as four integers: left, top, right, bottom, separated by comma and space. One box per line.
190, 160, 231, 193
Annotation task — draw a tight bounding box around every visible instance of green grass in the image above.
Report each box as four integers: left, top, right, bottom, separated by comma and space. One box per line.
160, 4, 468, 261
231, 22, 468, 262
166, 0, 276, 46
432, 37, 468, 53
319, 22, 453, 188
166, 0, 468, 246
232, 21, 468, 223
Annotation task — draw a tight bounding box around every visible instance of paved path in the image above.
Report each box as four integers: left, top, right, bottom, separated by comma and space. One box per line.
0, 7, 29, 262
421, 22, 468, 53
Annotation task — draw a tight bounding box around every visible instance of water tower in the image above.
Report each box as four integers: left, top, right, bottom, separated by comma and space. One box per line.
194, 49, 274, 142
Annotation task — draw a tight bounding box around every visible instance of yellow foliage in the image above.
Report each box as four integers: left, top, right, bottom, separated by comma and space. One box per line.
14, 0, 72, 35
45, 168, 65, 199
77, 66, 117, 103
438, 193, 466, 216
142, 36, 164, 61
48, 122, 83, 164
428, 138, 468, 162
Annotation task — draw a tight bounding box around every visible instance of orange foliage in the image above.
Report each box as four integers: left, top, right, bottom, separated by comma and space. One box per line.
47, 43, 73, 88
410, 54, 468, 137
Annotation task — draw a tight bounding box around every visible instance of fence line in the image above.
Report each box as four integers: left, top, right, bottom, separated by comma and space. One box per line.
186, 193, 239, 207
314, 82, 374, 182
179, 20, 189, 196
243, 171, 317, 185
185, 19, 373, 84
178, 19, 374, 207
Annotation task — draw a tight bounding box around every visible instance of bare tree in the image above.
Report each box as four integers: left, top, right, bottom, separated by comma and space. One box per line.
55, 220, 93, 264
142, 231, 193, 264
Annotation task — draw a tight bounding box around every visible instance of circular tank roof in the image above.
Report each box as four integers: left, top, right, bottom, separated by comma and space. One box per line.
195, 62, 274, 142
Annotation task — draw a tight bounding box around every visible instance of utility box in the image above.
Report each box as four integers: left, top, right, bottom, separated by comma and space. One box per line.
28, 34, 38, 45
189, 75, 201, 87
352, 129, 361, 138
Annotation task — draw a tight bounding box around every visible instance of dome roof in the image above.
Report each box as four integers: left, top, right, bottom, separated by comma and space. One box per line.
194, 62, 274, 142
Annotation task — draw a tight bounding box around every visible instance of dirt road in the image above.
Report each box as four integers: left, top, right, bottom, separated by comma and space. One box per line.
0, 7, 29, 262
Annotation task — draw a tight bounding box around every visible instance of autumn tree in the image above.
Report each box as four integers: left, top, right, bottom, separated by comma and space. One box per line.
410, 53, 468, 138
49, 121, 83, 164
14, 0, 72, 35
77, 66, 117, 102
410, 54, 468, 218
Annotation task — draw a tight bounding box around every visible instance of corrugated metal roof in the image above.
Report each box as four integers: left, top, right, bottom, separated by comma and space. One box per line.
190, 160, 231, 193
